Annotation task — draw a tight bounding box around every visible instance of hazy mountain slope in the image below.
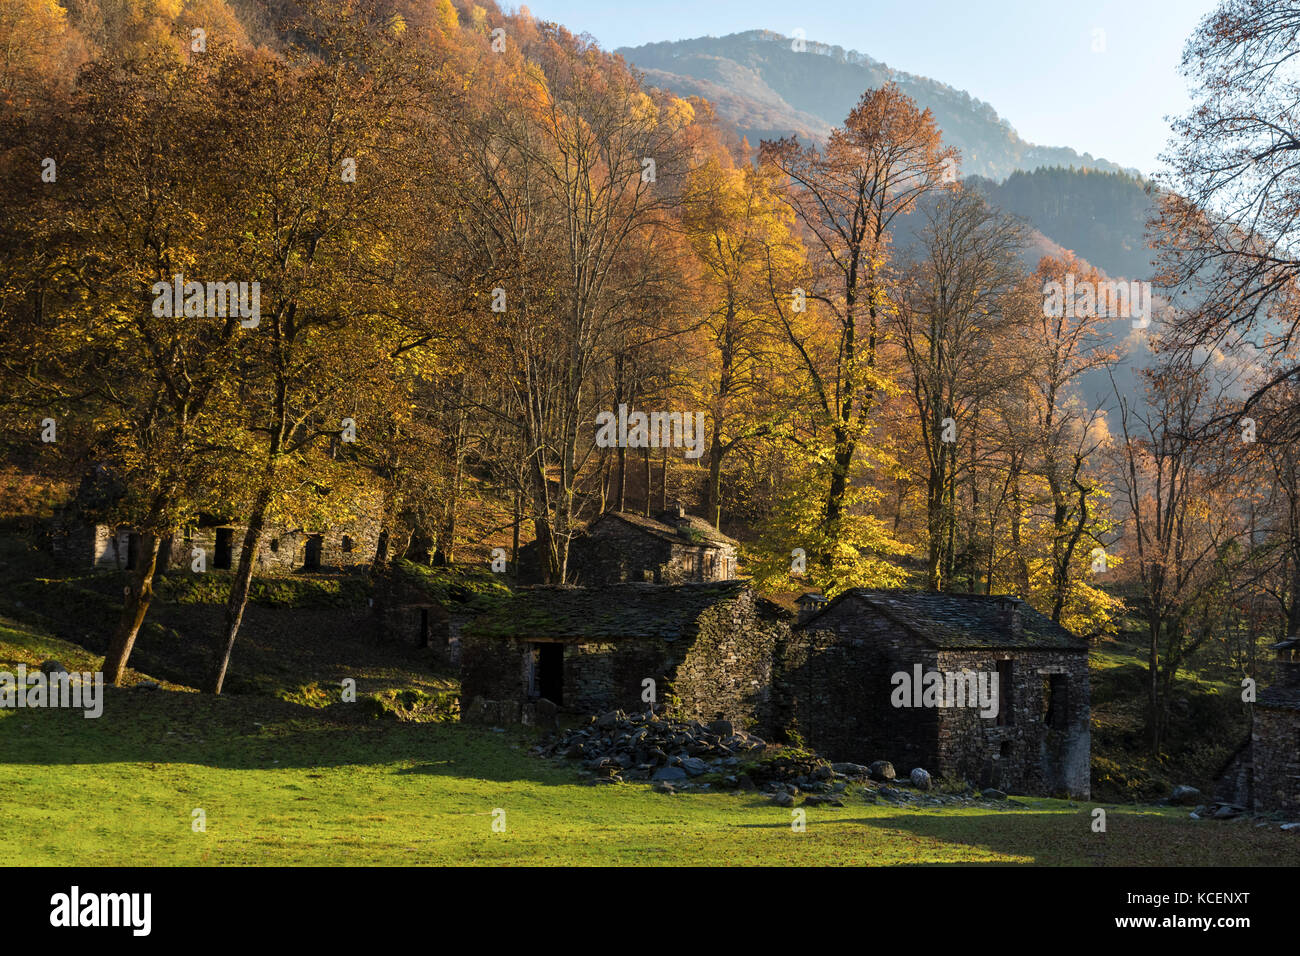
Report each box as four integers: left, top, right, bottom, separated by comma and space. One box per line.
619, 30, 1138, 181
969, 168, 1159, 282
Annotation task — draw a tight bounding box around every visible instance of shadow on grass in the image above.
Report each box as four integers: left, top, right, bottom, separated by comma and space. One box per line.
731, 805, 1298, 866
0, 687, 575, 785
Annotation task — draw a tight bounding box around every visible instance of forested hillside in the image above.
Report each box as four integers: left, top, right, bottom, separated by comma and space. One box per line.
619, 31, 1139, 180
0, 0, 1293, 777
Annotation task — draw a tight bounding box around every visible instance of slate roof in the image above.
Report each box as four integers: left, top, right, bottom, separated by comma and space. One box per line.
595, 511, 738, 549
801, 589, 1087, 651
462, 581, 750, 641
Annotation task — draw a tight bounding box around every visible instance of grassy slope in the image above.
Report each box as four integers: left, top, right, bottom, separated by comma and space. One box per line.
1, 618, 1295, 866
1089, 625, 1247, 803
0, 535, 1290, 865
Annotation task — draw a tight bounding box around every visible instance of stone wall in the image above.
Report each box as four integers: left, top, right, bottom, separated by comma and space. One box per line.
1253, 706, 1300, 815
575, 518, 673, 583
935, 648, 1090, 798
781, 605, 939, 768
573, 517, 735, 585
458, 590, 779, 730
175, 522, 378, 573
668, 590, 783, 731
777, 596, 1090, 798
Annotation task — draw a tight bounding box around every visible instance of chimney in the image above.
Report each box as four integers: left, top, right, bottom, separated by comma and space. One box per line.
796, 592, 828, 624
1271, 638, 1300, 688
995, 596, 1022, 634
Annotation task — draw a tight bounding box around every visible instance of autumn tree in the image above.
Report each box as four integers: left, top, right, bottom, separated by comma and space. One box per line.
760, 83, 956, 575
893, 185, 1029, 591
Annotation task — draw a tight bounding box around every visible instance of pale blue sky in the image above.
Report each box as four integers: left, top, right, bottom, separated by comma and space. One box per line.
515, 0, 1220, 177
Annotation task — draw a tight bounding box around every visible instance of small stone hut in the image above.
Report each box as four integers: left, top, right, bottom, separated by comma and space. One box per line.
786, 589, 1091, 798
568, 507, 740, 585
459, 581, 785, 727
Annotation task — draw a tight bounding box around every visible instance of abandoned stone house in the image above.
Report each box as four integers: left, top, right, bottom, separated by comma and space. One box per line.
787, 589, 1091, 799
566, 507, 740, 585
42, 464, 383, 575
1218, 638, 1300, 815
48, 516, 380, 574
459, 572, 1092, 797
459, 582, 786, 726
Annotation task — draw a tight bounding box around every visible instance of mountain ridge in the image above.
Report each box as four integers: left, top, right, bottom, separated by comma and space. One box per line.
618, 29, 1141, 183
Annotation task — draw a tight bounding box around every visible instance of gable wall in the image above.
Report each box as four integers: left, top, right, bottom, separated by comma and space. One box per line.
781, 598, 940, 768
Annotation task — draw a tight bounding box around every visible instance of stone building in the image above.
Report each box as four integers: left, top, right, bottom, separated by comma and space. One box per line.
458, 581, 785, 727
61, 518, 380, 574
42, 464, 382, 575
567, 506, 740, 585
785, 590, 1091, 798
1243, 638, 1300, 815
459, 576, 1092, 798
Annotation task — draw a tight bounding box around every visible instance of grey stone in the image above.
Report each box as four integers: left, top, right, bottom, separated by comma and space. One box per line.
982, 788, 1008, 800
1170, 785, 1202, 806
679, 756, 709, 776
803, 794, 844, 807
868, 760, 896, 782
910, 768, 933, 791
770, 791, 795, 807
832, 762, 869, 778
651, 766, 688, 782
39, 660, 69, 676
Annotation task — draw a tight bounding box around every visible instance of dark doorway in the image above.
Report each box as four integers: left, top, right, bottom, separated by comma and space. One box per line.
125, 532, 139, 570
1043, 674, 1068, 730
534, 642, 564, 705
214, 528, 234, 570
304, 535, 323, 571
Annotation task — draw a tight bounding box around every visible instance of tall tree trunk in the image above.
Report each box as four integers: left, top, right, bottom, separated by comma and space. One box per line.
659, 447, 668, 512
209, 479, 273, 694
103, 532, 164, 685
616, 445, 626, 511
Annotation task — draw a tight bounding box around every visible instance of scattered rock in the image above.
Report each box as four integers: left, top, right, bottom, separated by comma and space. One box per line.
38, 660, 68, 676
832, 762, 869, 779
910, 768, 933, 791
868, 760, 896, 782
981, 788, 1007, 800
679, 756, 709, 777
1281, 822, 1300, 831
770, 791, 795, 807
650, 766, 688, 783
1212, 805, 1241, 820
1170, 785, 1202, 806
803, 794, 844, 807
707, 719, 734, 737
